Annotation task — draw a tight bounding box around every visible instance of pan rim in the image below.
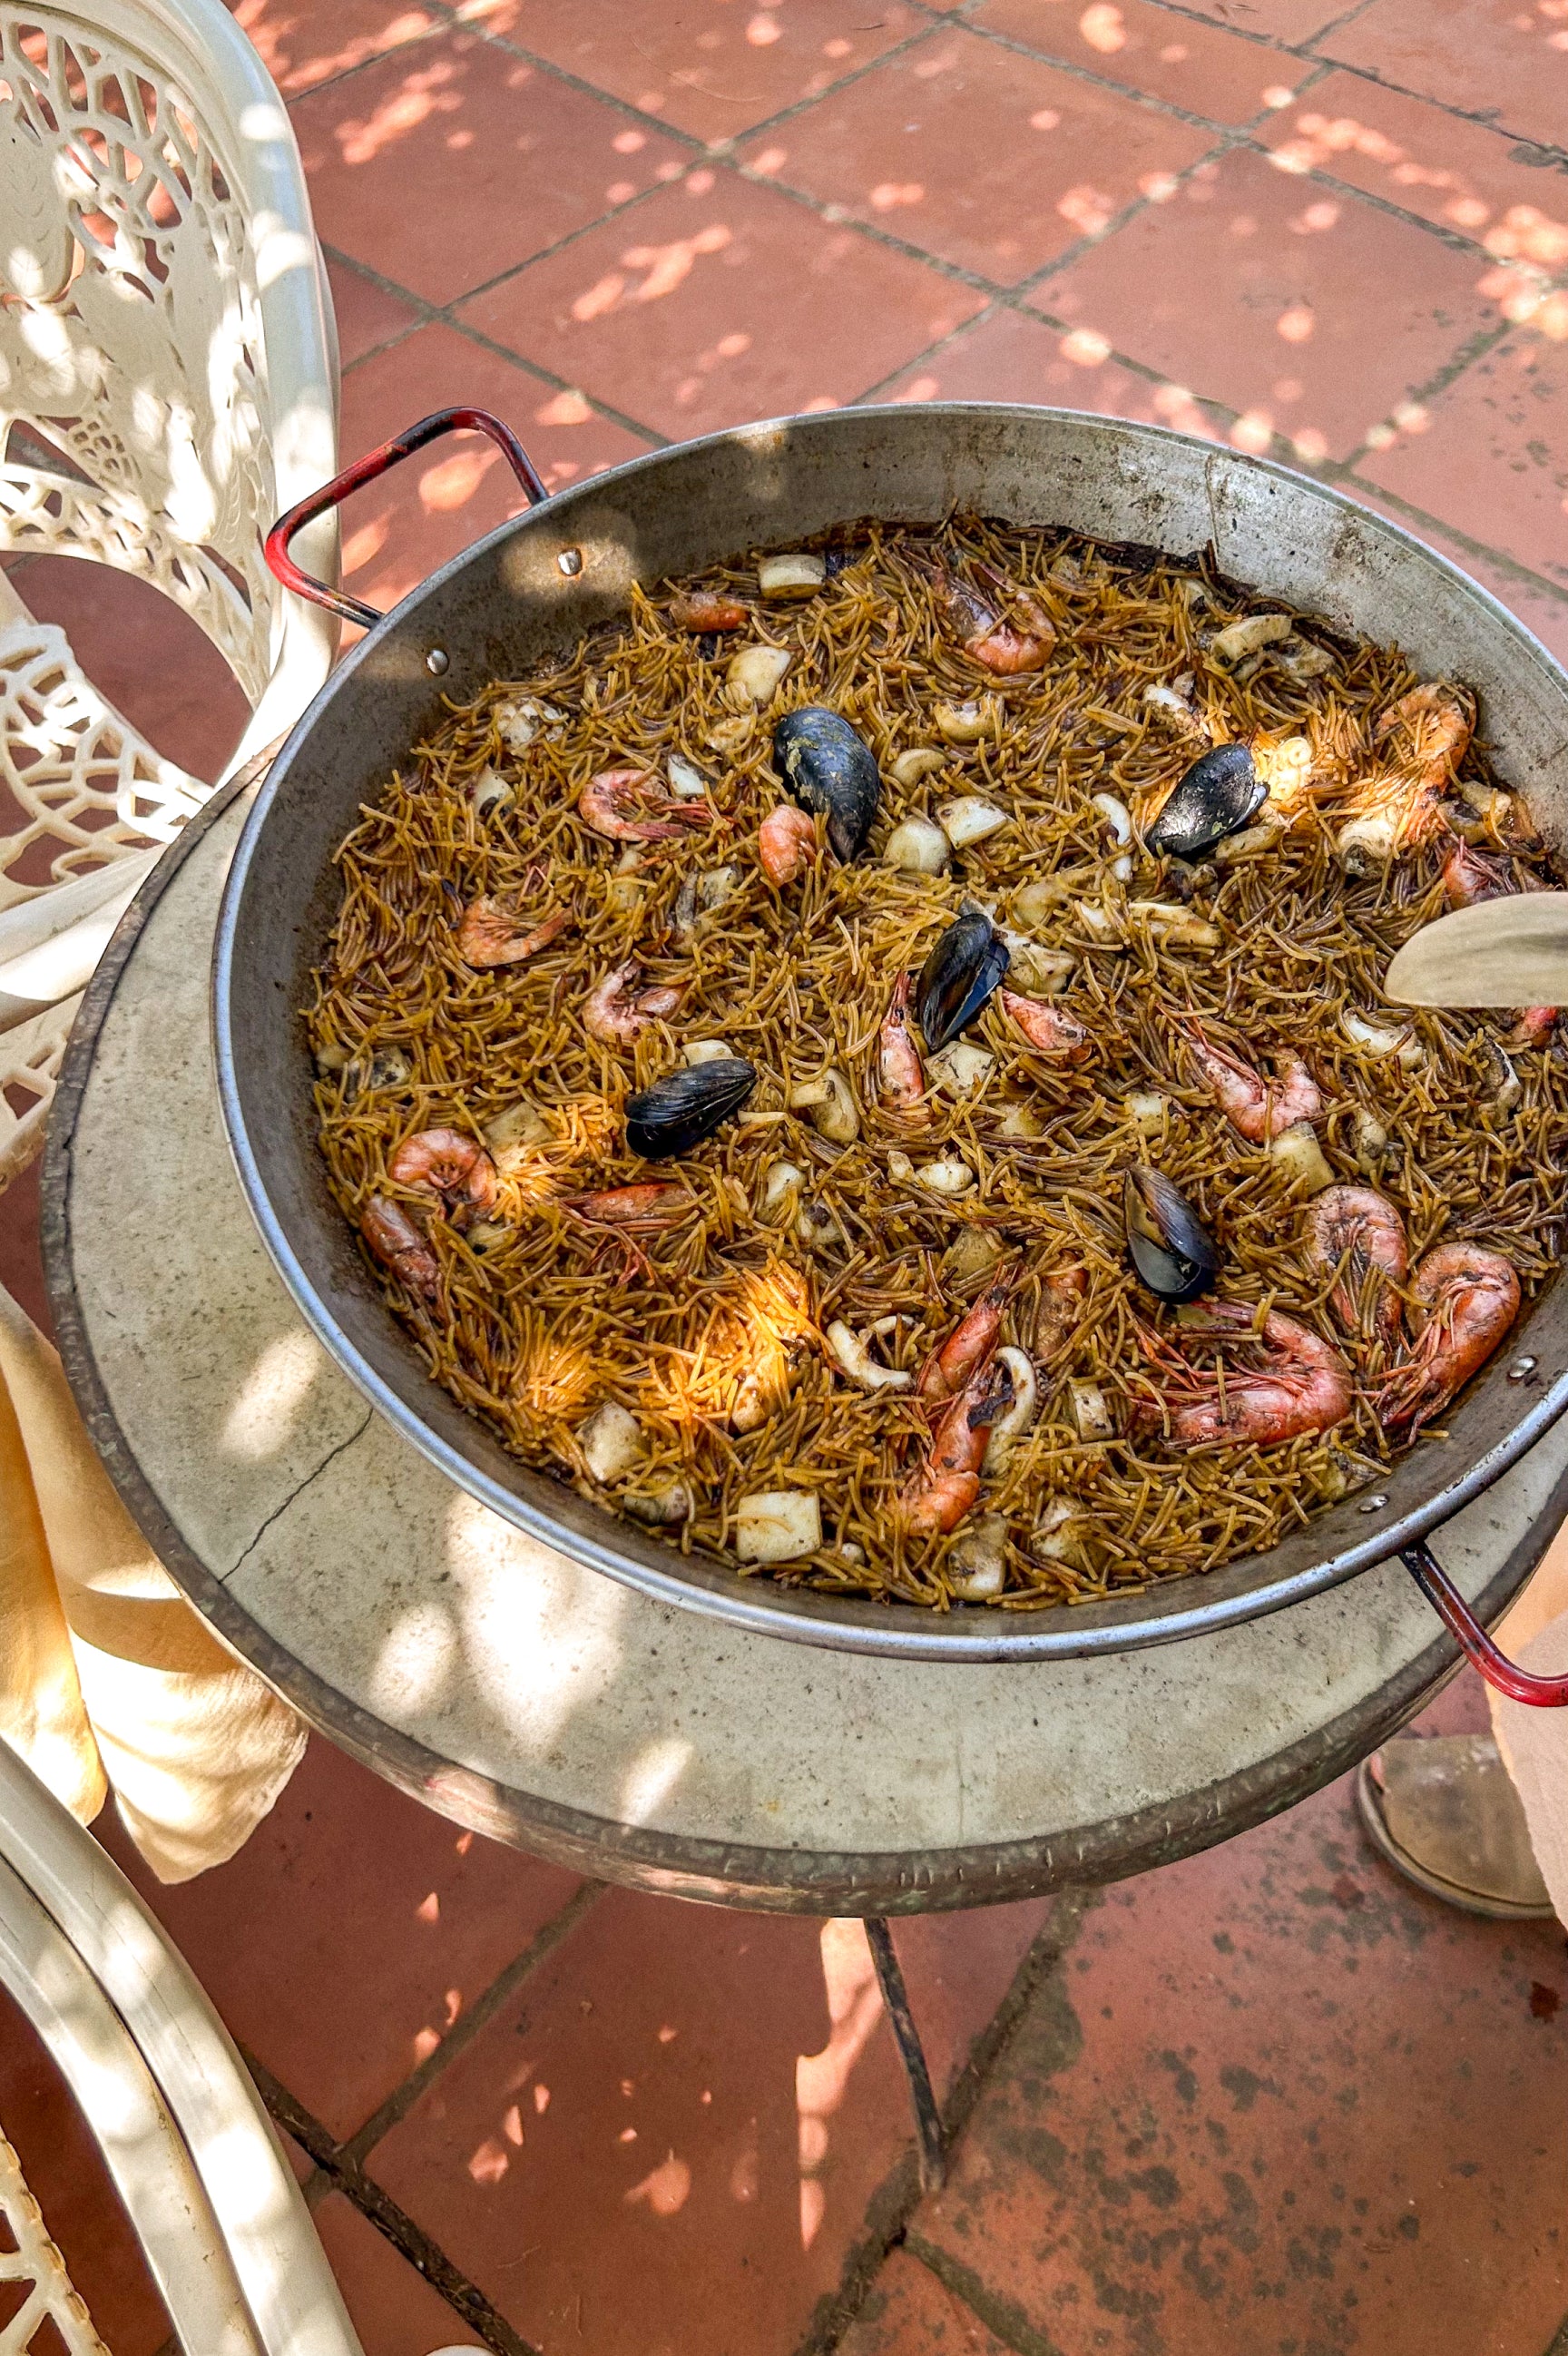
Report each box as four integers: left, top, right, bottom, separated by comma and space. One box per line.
212, 400, 1568, 1661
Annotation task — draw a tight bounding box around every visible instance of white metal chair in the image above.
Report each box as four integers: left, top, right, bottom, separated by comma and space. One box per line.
0, 0, 339, 1185
0, 1736, 477, 2356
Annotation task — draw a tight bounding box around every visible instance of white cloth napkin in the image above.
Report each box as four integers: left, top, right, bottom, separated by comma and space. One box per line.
0, 1282, 304, 1880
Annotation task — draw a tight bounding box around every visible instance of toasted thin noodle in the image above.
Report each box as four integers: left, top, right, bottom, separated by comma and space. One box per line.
307, 522, 1568, 1609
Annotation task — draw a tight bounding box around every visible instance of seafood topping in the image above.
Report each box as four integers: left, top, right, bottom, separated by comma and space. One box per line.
1124, 1167, 1219, 1304
917, 905, 1010, 1055
772, 707, 880, 862
1146, 743, 1266, 863
625, 1058, 758, 1161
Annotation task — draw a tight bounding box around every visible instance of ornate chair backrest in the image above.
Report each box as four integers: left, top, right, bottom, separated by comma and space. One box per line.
0, 0, 338, 865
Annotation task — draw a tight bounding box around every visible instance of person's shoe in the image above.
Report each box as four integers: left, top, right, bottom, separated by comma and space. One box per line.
1357, 1733, 1556, 1919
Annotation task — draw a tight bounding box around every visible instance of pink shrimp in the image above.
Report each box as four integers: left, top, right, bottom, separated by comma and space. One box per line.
918, 1271, 1013, 1406
1034, 1264, 1087, 1361
360, 1197, 441, 1303
758, 804, 818, 887
879, 971, 927, 1116
1133, 1302, 1351, 1449
580, 768, 712, 844
1000, 989, 1091, 1063
926, 556, 1055, 677
1307, 1184, 1408, 1355
1181, 1022, 1322, 1143
1375, 680, 1475, 786
582, 961, 684, 1046
899, 1356, 1014, 1536
1339, 682, 1475, 871
668, 590, 747, 632
1377, 1242, 1520, 1434
388, 1127, 499, 1213
568, 1183, 691, 1227
457, 897, 570, 969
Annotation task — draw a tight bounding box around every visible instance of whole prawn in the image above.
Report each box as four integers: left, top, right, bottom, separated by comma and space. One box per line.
360, 1198, 441, 1304
457, 896, 570, 969
568, 1183, 691, 1227
1133, 1302, 1352, 1448
580, 768, 712, 844
1338, 682, 1475, 870
1378, 1242, 1520, 1433
758, 804, 818, 887
1000, 989, 1091, 1063
1307, 1184, 1408, 1355
899, 1355, 1014, 1535
388, 1127, 499, 1214
917, 1270, 1013, 1406
1181, 1022, 1322, 1143
924, 556, 1055, 676
583, 961, 685, 1046
879, 971, 927, 1117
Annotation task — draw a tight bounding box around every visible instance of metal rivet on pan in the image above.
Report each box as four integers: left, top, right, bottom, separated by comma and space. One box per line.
426, 648, 449, 675
1357, 1494, 1388, 1514
1507, 1355, 1538, 1381
557, 547, 583, 576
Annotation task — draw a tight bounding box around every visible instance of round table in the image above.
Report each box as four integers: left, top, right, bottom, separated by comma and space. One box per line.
42, 783, 1568, 1920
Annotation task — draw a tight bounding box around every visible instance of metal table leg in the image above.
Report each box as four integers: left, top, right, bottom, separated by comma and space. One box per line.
866, 1917, 945, 2192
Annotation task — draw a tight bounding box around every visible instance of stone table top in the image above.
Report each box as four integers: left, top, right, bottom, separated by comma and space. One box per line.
42, 788, 1568, 1912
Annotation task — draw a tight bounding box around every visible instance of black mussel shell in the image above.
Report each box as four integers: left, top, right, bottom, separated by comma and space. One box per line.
773, 707, 880, 862
917, 906, 1010, 1055
626, 1059, 757, 1161
1146, 742, 1266, 863
1124, 1167, 1219, 1303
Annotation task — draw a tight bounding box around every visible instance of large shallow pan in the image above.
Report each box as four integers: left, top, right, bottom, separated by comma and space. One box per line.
216, 401, 1568, 1684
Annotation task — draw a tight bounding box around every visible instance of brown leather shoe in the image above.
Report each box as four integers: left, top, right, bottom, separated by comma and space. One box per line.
1357, 1733, 1556, 1919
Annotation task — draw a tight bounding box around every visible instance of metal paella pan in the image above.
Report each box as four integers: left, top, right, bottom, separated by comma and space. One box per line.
213, 402, 1568, 1679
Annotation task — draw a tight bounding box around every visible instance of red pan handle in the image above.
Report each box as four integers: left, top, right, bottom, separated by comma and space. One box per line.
1401, 1538, 1568, 1705
264, 407, 548, 632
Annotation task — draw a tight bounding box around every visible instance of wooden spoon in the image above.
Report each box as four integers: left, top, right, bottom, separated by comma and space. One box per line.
1384, 891, 1568, 1008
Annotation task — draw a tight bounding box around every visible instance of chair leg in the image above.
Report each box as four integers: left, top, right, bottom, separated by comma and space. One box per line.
866, 1916, 945, 2193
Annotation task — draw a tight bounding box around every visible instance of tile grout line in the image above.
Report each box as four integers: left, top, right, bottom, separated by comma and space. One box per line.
337, 1880, 606, 2165
905, 2233, 1070, 2356
241, 2045, 542, 2356
794, 1892, 1097, 2356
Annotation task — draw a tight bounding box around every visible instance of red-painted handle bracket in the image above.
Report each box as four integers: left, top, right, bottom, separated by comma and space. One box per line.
264, 406, 548, 632
1400, 1538, 1568, 1705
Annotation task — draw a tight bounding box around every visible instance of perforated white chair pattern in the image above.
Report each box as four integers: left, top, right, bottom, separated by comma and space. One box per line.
0, 0, 338, 1183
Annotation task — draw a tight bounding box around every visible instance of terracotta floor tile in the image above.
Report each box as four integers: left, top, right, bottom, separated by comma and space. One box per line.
970, 0, 1313, 129
1347, 479, 1568, 672
328, 252, 425, 368
289, 30, 690, 306
1259, 70, 1568, 269
915, 1773, 1568, 2356
840, 2247, 1012, 2355
1152, 0, 1347, 37
739, 27, 1214, 288
1319, 0, 1568, 151
1033, 146, 1497, 462
337, 323, 652, 616
228, 0, 441, 98
366, 1887, 1041, 2356
452, 0, 927, 147
0, 1982, 172, 2356
890, 1898, 1053, 2099
456, 170, 985, 439
94, 1733, 584, 2143
874, 302, 1226, 438
1356, 329, 1568, 593
311, 2194, 485, 2353
5, 555, 252, 783
0, 1161, 49, 1339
